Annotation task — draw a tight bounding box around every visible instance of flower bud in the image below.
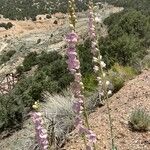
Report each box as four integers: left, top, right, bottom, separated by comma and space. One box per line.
108, 90, 112, 95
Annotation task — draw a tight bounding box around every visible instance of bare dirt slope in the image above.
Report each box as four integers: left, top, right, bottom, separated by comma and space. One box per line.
0, 17, 64, 38
65, 70, 150, 150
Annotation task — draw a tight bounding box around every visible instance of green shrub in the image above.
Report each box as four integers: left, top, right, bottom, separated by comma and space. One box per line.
99, 34, 146, 67
46, 14, 51, 19
0, 50, 16, 65
83, 74, 97, 93
0, 22, 13, 30
141, 54, 150, 69
23, 52, 38, 71
37, 51, 62, 68
16, 66, 24, 75
58, 74, 74, 89
28, 82, 43, 101
106, 10, 150, 39
0, 55, 10, 64
109, 74, 124, 93
6, 50, 16, 57
100, 9, 149, 68
44, 80, 60, 93
0, 94, 24, 132
129, 109, 150, 132
78, 38, 93, 76
108, 64, 137, 92
50, 59, 68, 80
6, 22, 13, 29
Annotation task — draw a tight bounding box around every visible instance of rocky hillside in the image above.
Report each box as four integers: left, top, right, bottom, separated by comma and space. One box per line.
0, 4, 123, 77
65, 70, 150, 150
0, 0, 88, 20
0, 70, 149, 150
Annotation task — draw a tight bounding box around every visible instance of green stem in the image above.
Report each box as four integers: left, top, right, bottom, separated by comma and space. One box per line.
106, 95, 115, 150
83, 100, 96, 150
94, 6, 115, 150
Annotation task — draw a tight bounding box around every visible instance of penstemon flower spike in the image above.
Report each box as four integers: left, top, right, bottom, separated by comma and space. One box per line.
88, 1, 117, 150
31, 102, 49, 150
66, 0, 97, 149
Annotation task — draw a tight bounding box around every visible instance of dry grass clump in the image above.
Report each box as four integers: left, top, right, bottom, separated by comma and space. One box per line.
41, 91, 75, 148
129, 108, 150, 132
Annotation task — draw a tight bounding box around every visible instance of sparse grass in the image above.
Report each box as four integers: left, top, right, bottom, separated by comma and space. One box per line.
108, 63, 138, 92
129, 108, 150, 132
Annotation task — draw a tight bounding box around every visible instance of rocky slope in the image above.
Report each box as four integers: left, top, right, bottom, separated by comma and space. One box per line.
0, 4, 127, 150
65, 70, 150, 150
0, 70, 149, 150
0, 4, 123, 77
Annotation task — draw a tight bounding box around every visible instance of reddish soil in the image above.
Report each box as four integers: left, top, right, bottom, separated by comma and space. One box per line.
65, 70, 150, 150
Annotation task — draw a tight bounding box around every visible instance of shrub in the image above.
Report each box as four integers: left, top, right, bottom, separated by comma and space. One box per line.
46, 14, 51, 19
23, 52, 38, 71
108, 64, 137, 92
44, 80, 60, 93
0, 23, 7, 29
0, 22, 13, 30
83, 74, 97, 93
36, 39, 41, 44
129, 109, 150, 132
78, 38, 93, 76
108, 72, 124, 93
58, 74, 74, 89
6, 22, 13, 29
6, 50, 16, 57
53, 20, 58, 24
0, 55, 10, 64
16, 66, 24, 75
99, 34, 146, 67
101, 9, 149, 68
32, 17, 36, 21
141, 54, 150, 69
0, 50, 16, 65
0, 94, 24, 132
28, 82, 43, 101
37, 51, 62, 68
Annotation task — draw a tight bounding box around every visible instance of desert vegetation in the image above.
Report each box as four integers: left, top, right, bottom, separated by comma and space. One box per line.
0, 50, 16, 65
129, 108, 150, 132
0, 0, 88, 20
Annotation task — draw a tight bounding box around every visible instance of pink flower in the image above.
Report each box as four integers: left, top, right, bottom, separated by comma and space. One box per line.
66, 31, 78, 43
73, 100, 83, 114
87, 130, 97, 143
74, 116, 82, 127
67, 58, 80, 73
31, 112, 49, 150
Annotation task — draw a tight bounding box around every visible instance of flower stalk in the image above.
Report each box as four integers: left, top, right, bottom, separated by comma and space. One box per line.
31, 102, 49, 150
88, 0, 116, 149
66, 0, 97, 149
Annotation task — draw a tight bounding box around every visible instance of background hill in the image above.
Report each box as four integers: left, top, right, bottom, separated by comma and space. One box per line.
0, 0, 88, 20
100, 0, 150, 15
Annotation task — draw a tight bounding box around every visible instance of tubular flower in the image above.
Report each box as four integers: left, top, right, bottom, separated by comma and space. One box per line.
88, 0, 109, 99
88, 1, 115, 149
31, 112, 49, 150
66, 0, 97, 149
